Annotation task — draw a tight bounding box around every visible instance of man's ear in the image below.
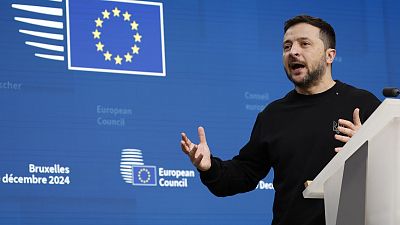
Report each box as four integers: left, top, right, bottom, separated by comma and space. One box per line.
326, 48, 336, 64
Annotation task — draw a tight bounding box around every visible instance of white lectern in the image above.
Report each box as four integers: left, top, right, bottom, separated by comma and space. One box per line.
303, 99, 400, 225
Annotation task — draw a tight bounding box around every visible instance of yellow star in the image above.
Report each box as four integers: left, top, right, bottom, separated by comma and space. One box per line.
102, 10, 110, 19
96, 41, 104, 51
112, 7, 121, 17
124, 52, 133, 62
103, 51, 112, 61
92, 29, 101, 39
114, 55, 122, 64
134, 32, 142, 42
122, 11, 131, 21
130, 21, 139, 30
131, 44, 140, 54
95, 18, 103, 27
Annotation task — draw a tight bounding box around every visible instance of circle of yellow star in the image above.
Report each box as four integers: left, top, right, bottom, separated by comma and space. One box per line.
94, 8, 142, 65
114, 55, 122, 64
112, 7, 121, 17
134, 32, 142, 42
138, 168, 151, 183
104, 51, 112, 61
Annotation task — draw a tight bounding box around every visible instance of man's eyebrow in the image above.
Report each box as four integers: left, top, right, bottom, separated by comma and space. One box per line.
283, 40, 292, 44
283, 37, 312, 43
297, 37, 311, 41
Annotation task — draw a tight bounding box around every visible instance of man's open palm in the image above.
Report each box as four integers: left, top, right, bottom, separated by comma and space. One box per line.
181, 127, 211, 171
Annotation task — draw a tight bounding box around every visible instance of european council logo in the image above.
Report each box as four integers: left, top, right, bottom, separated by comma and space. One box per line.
120, 148, 157, 186
132, 165, 157, 186
12, 0, 166, 76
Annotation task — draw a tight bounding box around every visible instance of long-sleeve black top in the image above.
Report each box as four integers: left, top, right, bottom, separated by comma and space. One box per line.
199, 81, 381, 225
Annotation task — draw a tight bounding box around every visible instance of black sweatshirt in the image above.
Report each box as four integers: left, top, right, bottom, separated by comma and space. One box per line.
200, 81, 381, 225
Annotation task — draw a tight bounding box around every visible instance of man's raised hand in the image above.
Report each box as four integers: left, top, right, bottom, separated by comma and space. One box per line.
334, 108, 362, 152
180, 127, 211, 171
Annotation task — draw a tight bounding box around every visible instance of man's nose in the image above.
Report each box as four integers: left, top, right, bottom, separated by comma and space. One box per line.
289, 43, 301, 57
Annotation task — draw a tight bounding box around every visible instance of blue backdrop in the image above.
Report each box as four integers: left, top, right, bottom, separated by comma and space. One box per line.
0, 0, 399, 224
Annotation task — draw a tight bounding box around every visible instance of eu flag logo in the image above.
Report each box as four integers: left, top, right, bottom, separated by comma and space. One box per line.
132, 165, 157, 186
66, 0, 165, 76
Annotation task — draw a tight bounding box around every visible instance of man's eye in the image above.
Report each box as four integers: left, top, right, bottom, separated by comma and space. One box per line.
283, 45, 291, 51
302, 42, 310, 46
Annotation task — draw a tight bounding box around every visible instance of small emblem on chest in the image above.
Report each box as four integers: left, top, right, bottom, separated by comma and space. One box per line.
333, 120, 342, 134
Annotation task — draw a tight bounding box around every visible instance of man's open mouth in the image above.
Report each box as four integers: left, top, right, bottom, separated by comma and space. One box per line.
289, 62, 306, 70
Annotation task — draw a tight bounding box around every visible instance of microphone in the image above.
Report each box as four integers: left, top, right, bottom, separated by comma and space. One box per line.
383, 87, 400, 97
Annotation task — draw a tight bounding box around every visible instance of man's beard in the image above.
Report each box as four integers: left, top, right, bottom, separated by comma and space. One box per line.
284, 56, 326, 89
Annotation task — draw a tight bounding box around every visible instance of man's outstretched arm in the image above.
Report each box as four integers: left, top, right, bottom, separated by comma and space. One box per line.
180, 116, 271, 197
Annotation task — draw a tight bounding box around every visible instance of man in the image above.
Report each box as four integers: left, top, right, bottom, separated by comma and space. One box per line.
180, 15, 381, 225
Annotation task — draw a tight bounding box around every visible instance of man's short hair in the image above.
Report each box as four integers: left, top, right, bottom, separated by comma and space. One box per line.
284, 15, 336, 50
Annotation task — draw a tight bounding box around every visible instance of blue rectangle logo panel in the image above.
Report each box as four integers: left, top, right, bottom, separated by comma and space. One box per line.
66, 0, 165, 76
132, 165, 157, 186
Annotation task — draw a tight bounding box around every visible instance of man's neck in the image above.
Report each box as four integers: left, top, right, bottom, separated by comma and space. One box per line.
295, 78, 336, 95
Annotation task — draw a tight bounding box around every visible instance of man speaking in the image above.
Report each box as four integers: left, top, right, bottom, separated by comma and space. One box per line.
180, 15, 381, 225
